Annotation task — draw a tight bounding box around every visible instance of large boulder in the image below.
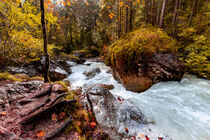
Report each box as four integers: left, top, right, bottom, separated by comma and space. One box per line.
6, 66, 39, 77
0, 80, 44, 106
49, 66, 68, 82
84, 84, 146, 139
82, 68, 101, 79
112, 53, 185, 92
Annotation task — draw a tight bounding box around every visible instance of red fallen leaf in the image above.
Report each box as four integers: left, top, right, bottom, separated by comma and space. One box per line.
89, 122, 96, 128
118, 97, 121, 102
37, 130, 45, 138
58, 112, 66, 120
158, 137, 164, 140
124, 127, 129, 133
145, 135, 150, 140
132, 136, 136, 140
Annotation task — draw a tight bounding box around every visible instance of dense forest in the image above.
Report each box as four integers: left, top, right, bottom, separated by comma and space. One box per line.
0, 0, 209, 139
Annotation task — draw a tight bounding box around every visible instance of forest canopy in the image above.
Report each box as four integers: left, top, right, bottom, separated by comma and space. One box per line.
0, 0, 209, 78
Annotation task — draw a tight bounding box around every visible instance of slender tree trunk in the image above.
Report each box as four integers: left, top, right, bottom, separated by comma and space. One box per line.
156, 1, 161, 26
151, 0, 155, 25
172, 0, 179, 25
189, 0, 198, 25
159, 0, 167, 29
40, 0, 49, 82
118, 0, 121, 38
125, 5, 129, 33
129, 0, 133, 31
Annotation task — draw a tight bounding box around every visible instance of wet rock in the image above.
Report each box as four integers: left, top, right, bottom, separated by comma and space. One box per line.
0, 80, 44, 105
92, 130, 109, 140
66, 61, 77, 67
6, 66, 39, 77
82, 68, 101, 79
90, 84, 114, 90
84, 84, 146, 139
49, 67, 68, 82
112, 53, 185, 92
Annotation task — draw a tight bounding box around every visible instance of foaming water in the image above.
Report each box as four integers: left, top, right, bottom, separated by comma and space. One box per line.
68, 61, 210, 140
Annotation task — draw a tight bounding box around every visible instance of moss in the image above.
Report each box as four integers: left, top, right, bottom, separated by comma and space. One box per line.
0, 72, 28, 82
106, 26, 177, 72
0, 72, 16, 81
29, 76, 44, 81
54, 81, 69, 92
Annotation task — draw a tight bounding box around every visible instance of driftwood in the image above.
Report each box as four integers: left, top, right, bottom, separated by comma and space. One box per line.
47, 93, 68, 107
45, 116, 73, 140
21, 98, 50, 117
32, 84, 53, 99
21, 99, 77, 125
18, 99, 34, 105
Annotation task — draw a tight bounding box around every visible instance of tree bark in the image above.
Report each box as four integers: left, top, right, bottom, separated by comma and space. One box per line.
125, 5, 129, 33
129, 0, 133, 31
159, 0, 167, 29
40, 0, 50, 82
172, 0, 179, 25
189, 0, 198, 25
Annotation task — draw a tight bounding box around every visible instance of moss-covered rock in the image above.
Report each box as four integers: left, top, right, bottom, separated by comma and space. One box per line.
105, 27, 185, 92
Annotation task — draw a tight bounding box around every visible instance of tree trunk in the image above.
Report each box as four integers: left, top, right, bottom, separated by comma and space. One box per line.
159, 0, 167, 29
129, 0, 133, 31
125, 6, 129, 33
40, 0, 49, 82
189, 0, 198, 25
118, 0, 121, 38
156, 1, 161, 26
172, 0, 179, 25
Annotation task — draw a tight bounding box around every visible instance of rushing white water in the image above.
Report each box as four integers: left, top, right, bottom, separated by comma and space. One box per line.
67, 61, 210, 140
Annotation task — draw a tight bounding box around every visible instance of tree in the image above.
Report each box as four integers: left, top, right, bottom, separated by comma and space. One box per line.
159, 0, 167, 28
40, 0, 50, 82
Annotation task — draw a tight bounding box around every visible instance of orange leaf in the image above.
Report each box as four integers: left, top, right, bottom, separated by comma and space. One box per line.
89, 122, 96, 128
1, 112, 6, 115
124, 127, 129, 133
139, 133, 144, 138
37, 130, 45, 138
51, 113, 57, 121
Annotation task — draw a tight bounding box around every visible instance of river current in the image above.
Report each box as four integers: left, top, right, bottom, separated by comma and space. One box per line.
67, 61, 210, 140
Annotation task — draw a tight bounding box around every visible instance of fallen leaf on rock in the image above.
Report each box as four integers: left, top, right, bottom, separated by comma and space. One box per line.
158, 137, 164, 140
51, 113, 58, 121
139, 133, 144, 138
37, 130, 45, 138
145, 135, 150, 140
58, 112, 66, 120
89, 122, 96, 128
1, 112, 6, 116
118, 97, 121, 102
125, 127, 129, 133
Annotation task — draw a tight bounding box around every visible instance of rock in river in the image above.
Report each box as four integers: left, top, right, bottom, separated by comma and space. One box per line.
84, 84, 146, 139
82, 67, 101, 79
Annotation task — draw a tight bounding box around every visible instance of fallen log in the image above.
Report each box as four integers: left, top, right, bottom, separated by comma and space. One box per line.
32, 84, 53, 99
46, 93, 68, 107
21, 99, 77, 125
45, 116, 73, 139
21, 98, 50, 117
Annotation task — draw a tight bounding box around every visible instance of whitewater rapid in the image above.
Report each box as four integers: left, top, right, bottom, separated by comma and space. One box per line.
67, 61, 210, 140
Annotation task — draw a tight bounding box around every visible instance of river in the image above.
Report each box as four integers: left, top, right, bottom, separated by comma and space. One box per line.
67, 60, 210, 140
